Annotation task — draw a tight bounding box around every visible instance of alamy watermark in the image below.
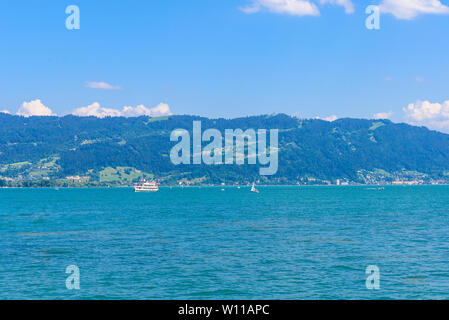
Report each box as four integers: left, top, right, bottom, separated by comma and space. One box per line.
366, 5, 380, 30
365, 265, 380, 290
65, 265, 80, 290
66, 5, 80, 30
170, 121, 279, 176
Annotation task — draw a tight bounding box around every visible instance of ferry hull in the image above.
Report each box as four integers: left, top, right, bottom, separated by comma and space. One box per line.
134, 188, 159, 192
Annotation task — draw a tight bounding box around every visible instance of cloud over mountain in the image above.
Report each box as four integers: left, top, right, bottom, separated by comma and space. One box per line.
72, 102, 122, 118
121, 103, 172, 117
72, 102, 172, 118
316, 115, 338, 122
374, 111, 394, 119
16, 99, 56, 117
403, 99, 449, 132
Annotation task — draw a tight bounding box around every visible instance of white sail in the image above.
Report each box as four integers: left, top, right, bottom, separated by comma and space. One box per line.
251, 182, 259, 193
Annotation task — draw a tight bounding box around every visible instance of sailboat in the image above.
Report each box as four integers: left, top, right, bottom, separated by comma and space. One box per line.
251, 182, 259, 193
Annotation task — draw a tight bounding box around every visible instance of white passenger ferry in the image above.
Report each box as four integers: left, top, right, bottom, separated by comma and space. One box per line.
134, 179, 159, 192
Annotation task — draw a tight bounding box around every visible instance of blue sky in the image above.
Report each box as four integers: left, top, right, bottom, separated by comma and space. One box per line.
1, 0, 449, 131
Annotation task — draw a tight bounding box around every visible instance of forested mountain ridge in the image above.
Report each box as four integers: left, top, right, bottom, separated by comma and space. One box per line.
1, 113, 448, 186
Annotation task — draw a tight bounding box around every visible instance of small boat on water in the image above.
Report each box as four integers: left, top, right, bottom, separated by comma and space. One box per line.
251, 182, 259, 193
134, 179, 159, 192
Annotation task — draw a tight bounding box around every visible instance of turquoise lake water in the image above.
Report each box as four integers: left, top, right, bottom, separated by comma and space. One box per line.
1, 186, 449, 299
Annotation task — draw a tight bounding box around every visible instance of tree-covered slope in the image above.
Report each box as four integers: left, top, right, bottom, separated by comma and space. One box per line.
1, 113, 448, 185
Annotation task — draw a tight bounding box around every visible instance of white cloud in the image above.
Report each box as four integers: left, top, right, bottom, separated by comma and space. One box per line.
72, 102, 172, 118
240, 4, 262, 13
240, 0, 355, 16
240, 0, 320, 16
403, 100, 449, 121
316, 115, 338, 121
239, 0, 449, 19
323, 115, 338, 122
85, 81, 122, 90
16, 99, 56, 117
1, 110, 10, 114
373, 111, 394, 119
403, 99, 449, 132
319, 0, 354, 14
122, 103, 172, 117
72, 102, 122, 118
379, 0, 449, 20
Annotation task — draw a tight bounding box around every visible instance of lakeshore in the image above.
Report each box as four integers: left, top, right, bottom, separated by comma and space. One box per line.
1, 181, 449, 189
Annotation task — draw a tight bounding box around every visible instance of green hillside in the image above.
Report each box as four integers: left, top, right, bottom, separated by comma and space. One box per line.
1, 113, 449, 186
